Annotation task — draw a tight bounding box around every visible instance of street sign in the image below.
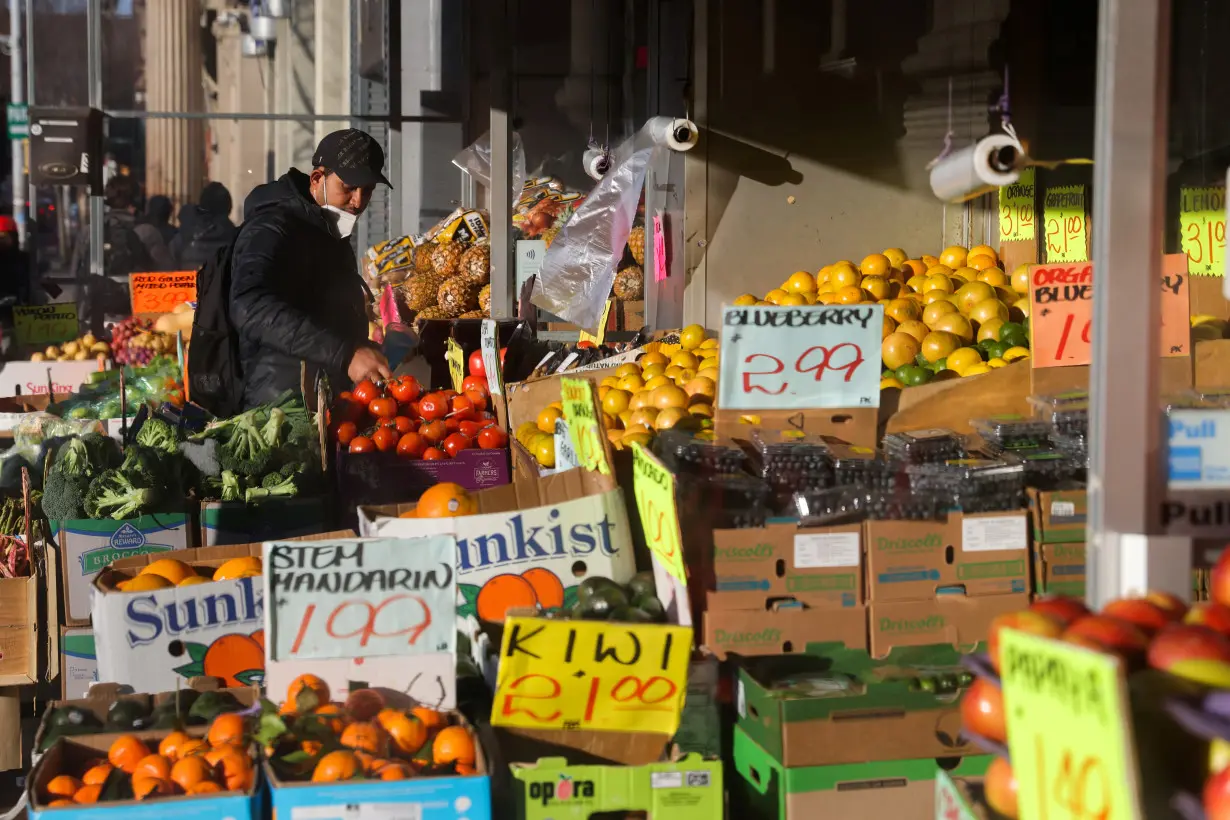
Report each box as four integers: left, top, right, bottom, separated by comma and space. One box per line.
6, 104, 27, 139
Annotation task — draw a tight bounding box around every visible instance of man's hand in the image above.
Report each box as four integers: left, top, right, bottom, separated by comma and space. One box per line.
348, 346, 391, 384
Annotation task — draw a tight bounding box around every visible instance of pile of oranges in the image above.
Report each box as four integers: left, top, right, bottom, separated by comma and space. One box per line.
39, 712, 255, 807
114, 555, 262, 593
272, 674, 478, 783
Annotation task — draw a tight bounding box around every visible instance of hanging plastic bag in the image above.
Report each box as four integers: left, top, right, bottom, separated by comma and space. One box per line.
453, 131, 527, 210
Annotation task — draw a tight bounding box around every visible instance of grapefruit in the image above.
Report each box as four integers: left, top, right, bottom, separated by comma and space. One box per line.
884, 298, 921, 323
932, 313, 974, 342
896, 320, 930, 343
955, 281, 996, 314
860, 253, 891, 277
977, 317, 1006, 343
923, 274, 954, 293
922, 300, 959, 327
882, 333, 922, 370
829, 263, 861, 289
783, 271, 816, 293
861, 276, 891, 300
939, 245, 968, 268
969, 299, 1009, 325
1011, 264, 1030, 294
920, 331, 962, 363
947, 347, 984, 374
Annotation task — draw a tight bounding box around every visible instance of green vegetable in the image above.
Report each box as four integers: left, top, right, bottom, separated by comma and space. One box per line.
43, 470, 89, 520
84, 469, 159, 520
136, 418, 179, 454
220, 471, 243, 502
244, 473, 298, 503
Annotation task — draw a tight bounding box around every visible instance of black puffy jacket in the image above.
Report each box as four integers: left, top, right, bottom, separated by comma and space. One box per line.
230, 169, 369, 409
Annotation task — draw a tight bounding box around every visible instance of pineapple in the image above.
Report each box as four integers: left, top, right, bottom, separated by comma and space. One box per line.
431, 242, 464, 278
459, 243, 491, 284
614, 265, 645, 301
438, 276, 482, 318
478, 284, 491, 315
417, 305, 449, 321
401, 272, 444, 311
414, 242, 437, 272
458, 310, 484, 319
627, 225, 646, 266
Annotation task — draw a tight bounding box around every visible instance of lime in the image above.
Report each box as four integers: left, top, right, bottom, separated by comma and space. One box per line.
895, 365, 933, 386
983, 340, 1010, 361
998, 321, 1029, 348
929, 357, 948, 373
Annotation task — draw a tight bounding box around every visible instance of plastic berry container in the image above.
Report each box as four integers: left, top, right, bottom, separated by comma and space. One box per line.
1029, 391, 1090, 436
794, 487, 871, 526
654, 429, 747, 476
702, 473, 772, 529
1014, 446, 1082, 489
747, 429, 835, 512
827, 442, 900, 491
882, 429, 965, 464
971, 415, 1052, 451
865, 487, 951, 521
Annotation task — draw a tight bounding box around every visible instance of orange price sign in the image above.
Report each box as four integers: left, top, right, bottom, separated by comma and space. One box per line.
631, 443, 685, 583
1001, 629, 1141, 820
999, 167, 1036, 242
129, 271, 197, 314
492, 615, 692, 735
1043, 185, 1089, 263
560, 376, 611, 475
1180, 186, 1226, 276
1028, 256, 1191, 368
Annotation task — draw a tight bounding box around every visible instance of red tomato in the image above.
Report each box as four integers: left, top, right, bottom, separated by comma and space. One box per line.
418, 393, 448, 421
577, 340, 595, 349
392, 416, 415, 434
468, 350, 486, 379
407, 400, 421, 419
438, 389, 459, 402
442, 433, 472, 458
444, 417, 462, 433
369, 397, 398, 419
477, 427, 508, 449
463, 389, 488, 412
462, 375, 488, 394
352, 380, 381, 404
338, 391, 354, 401
333, 398, 365, 423
372, 427, 398, 452
459, 420, 483, 438
348, 435, 375, 454
332, 421, 358, 445
389, 378, 421, 404
422, 447, 447, 461
396, 432, 426, 458
420, 419, 448, 444
449, 395, 475, 421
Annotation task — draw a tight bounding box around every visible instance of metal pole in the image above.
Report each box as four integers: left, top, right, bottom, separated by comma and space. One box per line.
488, 0, 515, 319
23, 0, 35, 285
9, 0, 24, 251
87, 0, 102, 278
1086, 0, 1187, 606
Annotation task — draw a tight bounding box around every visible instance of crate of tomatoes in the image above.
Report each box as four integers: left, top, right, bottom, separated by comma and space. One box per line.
330, 373, 511, 509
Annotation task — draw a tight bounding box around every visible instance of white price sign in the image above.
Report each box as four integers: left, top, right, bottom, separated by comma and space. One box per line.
554, 417, 578, 470
717, 304, 883, 410
480, 318, 504, 396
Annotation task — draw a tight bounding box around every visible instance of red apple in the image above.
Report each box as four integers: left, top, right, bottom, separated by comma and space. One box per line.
1213, 548, 1230, 608
1187, 602, 1230, 638
985, 756, 1019, 819
1062, 615, 1150, 667
1101, 598, 1173, 636
1029, 595, 1090, 628
987, 610, 1065, 671
959, 677, 1006, 744
1205, 765, 1230, 820
1148, 625, 1230, 687
1145, 589, 1190, 622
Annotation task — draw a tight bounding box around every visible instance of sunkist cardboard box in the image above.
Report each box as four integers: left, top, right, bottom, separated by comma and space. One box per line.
91, 530, 353, 691
60, 627, 97, 699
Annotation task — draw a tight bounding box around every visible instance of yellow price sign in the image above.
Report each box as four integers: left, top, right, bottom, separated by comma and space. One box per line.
1001, 629, 1142, 820
492, 615, 692, 735
560, 376, 611, 475
446, 337, 465, 393
578, 299, 614, 348
999, 167, 1036, 242
1180, 186, 1226, 276
1043, 185, 1089, 263
631, 443, 685, 583
14, 304, 79, 348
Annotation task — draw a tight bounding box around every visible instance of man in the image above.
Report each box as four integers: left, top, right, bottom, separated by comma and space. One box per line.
230, 129, 391, 409
172, 182, 237, 272
135, 194, 177, 271
80, 175, 158, 332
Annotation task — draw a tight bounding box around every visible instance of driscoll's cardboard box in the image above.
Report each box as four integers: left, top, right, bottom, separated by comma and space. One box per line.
705, 598, 867, 659
710, 522, 863, 610
1033, 542, 1086, 597
1027, 486, 1087, 544
868, 592, 1028, 658
864, 513, 1029, 602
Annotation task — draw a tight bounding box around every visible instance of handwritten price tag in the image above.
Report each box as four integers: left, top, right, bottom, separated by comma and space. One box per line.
1044, 185, 1089, 263
554, 417, 578, 471
493, 615, 692, 734
717, 304, 882, 410
1180, 186, 1226, 276
446, 338, 465, 393
631, 443, 685, 583
1028, 255, 1191, 367
578, 299, 614, 347
129, 271, 197, 314
480, 319, 504, 396
999, 167, 1036, 242
13, 304, 79, 348
264, 536, 457, 662
560, 376, 611, 475
652, 212, 668, 283
1001, 629, 1142, 820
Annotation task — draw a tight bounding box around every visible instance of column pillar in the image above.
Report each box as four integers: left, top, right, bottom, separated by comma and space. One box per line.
144, 0, 206, 214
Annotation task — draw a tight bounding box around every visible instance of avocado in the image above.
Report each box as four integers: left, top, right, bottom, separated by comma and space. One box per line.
627, 571, 657, 600
38, 723, 93, 751
105, 699, 149, 730
611, 606, 653, 624
632, 594, 666, 622
49, 705, 102, 731
188, 689, 242, 723
577, 576, 625, 605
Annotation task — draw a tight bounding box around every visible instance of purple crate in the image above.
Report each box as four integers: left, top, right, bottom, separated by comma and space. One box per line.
336, 445, 511, 507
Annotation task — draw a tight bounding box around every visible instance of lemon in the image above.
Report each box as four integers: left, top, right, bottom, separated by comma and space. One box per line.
962, 363, 992, 377
1002, 346, 1031, 362
783, 271, 816, 294
733, 293, 758, 306
947, 347, 984, 374
880, 376, 905, 390
679, 324, 707, 349
986, 358, 1008, 368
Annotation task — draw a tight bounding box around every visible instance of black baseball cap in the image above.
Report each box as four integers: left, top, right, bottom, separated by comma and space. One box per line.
312, 129, 393, 189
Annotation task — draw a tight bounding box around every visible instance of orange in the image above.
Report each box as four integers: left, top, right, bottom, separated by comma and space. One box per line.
132, 775, 175, 800
170, 755, 214, 792
432, 725, 477, 767
475, 574, 538, 623
310, 703, 347, 734
108, 735, 151, 774
922, 300, 959, 327
456, 763, 478, 776
301, 740, 323, 757
520, 567, 565, 609
312, 750, 362, 783
175, 737, 209, 758
140, 558, 197, 585
81, 762, 113, 785
379, 763, 414, 780
411, 706, 448, 735
932, 313, 974, 343
881, 332, 921, 370
968, 243, 997, 261
287, 674, 331, 713
683, 377, 716, 401
73, 784, 102, 804
178, 576, 209, 587
377, 709, 429, 756
861, 276, 891, 300
250, 629, 264, 648
650, 384, 687, 410
966, 253, 997, 270
201, 633, 265, 688
45, 775, 83, 800
978, 268, 1009, 288
133, 754, 172, 780
189, 781, 224, 794
939, 245, 968, 268
208, 712, 246, 748
954, 281, 995, 314
883, 298, 920, 324
536, 406, 563, 434
117, 574, 174, 592
896, 320, 930, 344
340, 722, 388, 755
416, 482, 477, 518
882, 248, 908, 268
601, 388, 631, 416
920, 331, 963, 364
782, 271, 816, 294
829, 263, 861, 289
46, 800, 76, 807
206, 746, 254, 791
968, 299, 1009, 325
859, 253, 891, 277
212, 556, 262, 581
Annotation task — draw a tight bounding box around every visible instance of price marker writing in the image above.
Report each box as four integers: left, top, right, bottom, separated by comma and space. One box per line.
631, 443, 686, 583
717, 304, 882, 410
1180, 186, 1226, 276
1001, 629, 1142, 820
264, 536, 457, 662
492, 615, 692, 734
554, 417, 578, 471
999, 167, 1036, 242
560, 376, 611, 475
446, 338, 465, 393
13, 304, 79, 348
1043, 185, 1089, 263
1028, 255, 1190, 368
480, 319, 504, 396
130, 271, 198, 314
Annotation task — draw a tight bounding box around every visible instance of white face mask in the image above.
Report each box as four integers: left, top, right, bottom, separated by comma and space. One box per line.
316, 174, 358, 239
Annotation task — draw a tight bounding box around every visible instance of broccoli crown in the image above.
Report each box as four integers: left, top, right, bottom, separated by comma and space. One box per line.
244, 473, 298, 504
80, 432, 121, 471
220, 470, 243, 502
55, 438, 93, 477
85, 469, 158, 520
136, 418, 179, 454
42, 470, 88, 521
217, 415, 272, 477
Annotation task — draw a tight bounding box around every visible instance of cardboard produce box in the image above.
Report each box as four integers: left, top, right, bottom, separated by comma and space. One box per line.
868, 592, 1028, 658
735, 647, 977, 768
864, 512, 1030, 602
1033, 542, 1086, 597
1028, 485, 1087, 544
731, 724, 992, 820
704, 599, 867, 659
0, 572, 40, 686
59, 513, 191, 625
511, 754, 722, 820
710, 522, 863, 610
60, 627, 97, 699
199, 497, 330, 546
336, 446, 511, 509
